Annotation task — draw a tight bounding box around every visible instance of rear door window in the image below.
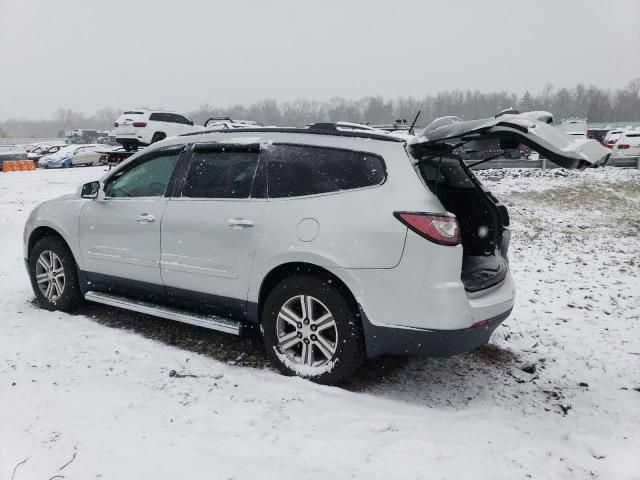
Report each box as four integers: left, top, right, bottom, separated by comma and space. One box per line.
266, 144, 385, 198
181, 148, 260, 199
150, 112, 171, 123
170, 114, 192, 125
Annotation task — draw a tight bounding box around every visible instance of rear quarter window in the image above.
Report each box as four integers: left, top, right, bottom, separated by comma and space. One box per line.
267, 144, 386, 198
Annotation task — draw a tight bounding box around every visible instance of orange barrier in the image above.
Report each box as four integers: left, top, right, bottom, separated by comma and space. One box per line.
2, 160, 35, 172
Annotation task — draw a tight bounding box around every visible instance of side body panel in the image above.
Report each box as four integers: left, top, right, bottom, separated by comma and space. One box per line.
160, 197, 265, 303
325, 231, 515, 331
78, 197, 168, 285
23, 195, 85, 268
246, 138, 445, 307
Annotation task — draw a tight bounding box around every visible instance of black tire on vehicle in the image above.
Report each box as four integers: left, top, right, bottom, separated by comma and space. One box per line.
261, 275, 365, 385
28, 235, 84, 312
151, 132, 166, 144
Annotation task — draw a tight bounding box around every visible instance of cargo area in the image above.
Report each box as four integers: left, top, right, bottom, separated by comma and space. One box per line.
415, 155, 510, 292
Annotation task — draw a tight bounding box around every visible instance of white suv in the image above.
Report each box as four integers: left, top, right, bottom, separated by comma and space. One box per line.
610, 130, 640, 159
114, 110, 203, 150
23, 116, 610, 383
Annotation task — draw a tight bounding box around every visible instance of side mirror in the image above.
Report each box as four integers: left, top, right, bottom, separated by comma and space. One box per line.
81, 181, 100, 199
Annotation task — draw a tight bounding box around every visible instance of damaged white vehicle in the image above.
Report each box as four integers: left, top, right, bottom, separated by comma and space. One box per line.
23, 114, 610, 383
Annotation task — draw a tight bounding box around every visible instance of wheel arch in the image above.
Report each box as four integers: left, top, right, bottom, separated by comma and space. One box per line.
28, 226, 69, 258
151, 131, 167, 143
255, 262, 359, 324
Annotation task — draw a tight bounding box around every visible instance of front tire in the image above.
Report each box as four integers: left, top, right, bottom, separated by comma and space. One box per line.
28, 236, 83, 312
261, 275, 365, 384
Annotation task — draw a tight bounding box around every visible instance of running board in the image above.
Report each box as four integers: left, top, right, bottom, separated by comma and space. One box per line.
84, 291, 241, 335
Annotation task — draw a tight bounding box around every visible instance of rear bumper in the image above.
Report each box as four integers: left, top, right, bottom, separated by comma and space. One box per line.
360, 306, 511, 358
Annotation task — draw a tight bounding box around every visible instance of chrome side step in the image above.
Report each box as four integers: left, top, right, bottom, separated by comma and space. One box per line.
84, 291, 241, 335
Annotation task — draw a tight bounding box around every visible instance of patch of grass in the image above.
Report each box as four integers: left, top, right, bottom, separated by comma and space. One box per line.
473, 343, 519, 365
507, 180, 639, 210
505, 179, 640, 234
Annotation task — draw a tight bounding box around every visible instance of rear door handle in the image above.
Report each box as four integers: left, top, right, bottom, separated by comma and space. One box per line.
228, 218, 254, 228
136, 213, 156, 223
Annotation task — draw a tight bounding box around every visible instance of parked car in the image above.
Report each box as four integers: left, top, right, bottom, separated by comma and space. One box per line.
27, 144, 67, 164
560, 118, 587, 137
67, 129, 101, 144
114, 110, 203, 150
203, 117, 260, 129
0, 144, 27, 169
38, 144, 107, 168
96, 146, 136, 166
603, 129, 625, 149
587, 128, 609, 144
610, 130, 640, 158
23, 115, 610, 383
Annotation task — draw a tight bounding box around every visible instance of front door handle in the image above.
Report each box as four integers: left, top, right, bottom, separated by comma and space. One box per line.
136, 213, 156, 223
228, 218, 254, 228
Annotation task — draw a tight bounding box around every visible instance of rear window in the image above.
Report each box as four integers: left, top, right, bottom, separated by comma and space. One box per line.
624, 133, 640, 138
182, 150, 259, 199
149, 112, 191, 124
124, 111, 145, 115
267, 144, 386, 198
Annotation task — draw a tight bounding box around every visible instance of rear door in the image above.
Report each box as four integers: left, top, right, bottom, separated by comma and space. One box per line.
160, 143, 264, 317
169, 113, 196, 135
79, 146, 184, 292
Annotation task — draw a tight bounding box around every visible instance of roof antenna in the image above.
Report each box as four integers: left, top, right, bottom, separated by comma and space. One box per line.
408, 110, 421, 135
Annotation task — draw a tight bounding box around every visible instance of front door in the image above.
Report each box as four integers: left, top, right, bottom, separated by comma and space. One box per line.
79, 147, 183, 291
160, 143, 264, 318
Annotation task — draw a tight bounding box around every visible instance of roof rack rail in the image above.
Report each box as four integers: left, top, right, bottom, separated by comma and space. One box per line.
179, 127, 405, 142
307, 122, 339, 130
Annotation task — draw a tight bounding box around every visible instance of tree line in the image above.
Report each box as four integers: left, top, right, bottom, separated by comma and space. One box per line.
2, 79, 639, 138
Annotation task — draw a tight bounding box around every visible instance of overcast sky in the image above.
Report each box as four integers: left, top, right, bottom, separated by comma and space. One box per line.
1, 0, 639, 120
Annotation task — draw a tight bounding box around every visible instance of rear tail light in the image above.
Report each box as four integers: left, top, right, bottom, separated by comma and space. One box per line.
606, 141, 615, 148
617, 144, 630, 149
394, 212, 461, 246
133, 122, 147, 127
114, 122, 119, 127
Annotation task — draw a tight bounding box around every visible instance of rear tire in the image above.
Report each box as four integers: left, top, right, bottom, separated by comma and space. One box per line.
261, 275, 365, 385
151, 132, 166, 144
28, 236, 84, 312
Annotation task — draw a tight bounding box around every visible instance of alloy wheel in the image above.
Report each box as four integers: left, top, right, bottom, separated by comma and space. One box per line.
276, 294, 339, 368
35, 250, 65, 302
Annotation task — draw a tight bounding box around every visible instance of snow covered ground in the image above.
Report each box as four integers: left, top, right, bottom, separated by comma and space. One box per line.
1, 166, 639, 480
